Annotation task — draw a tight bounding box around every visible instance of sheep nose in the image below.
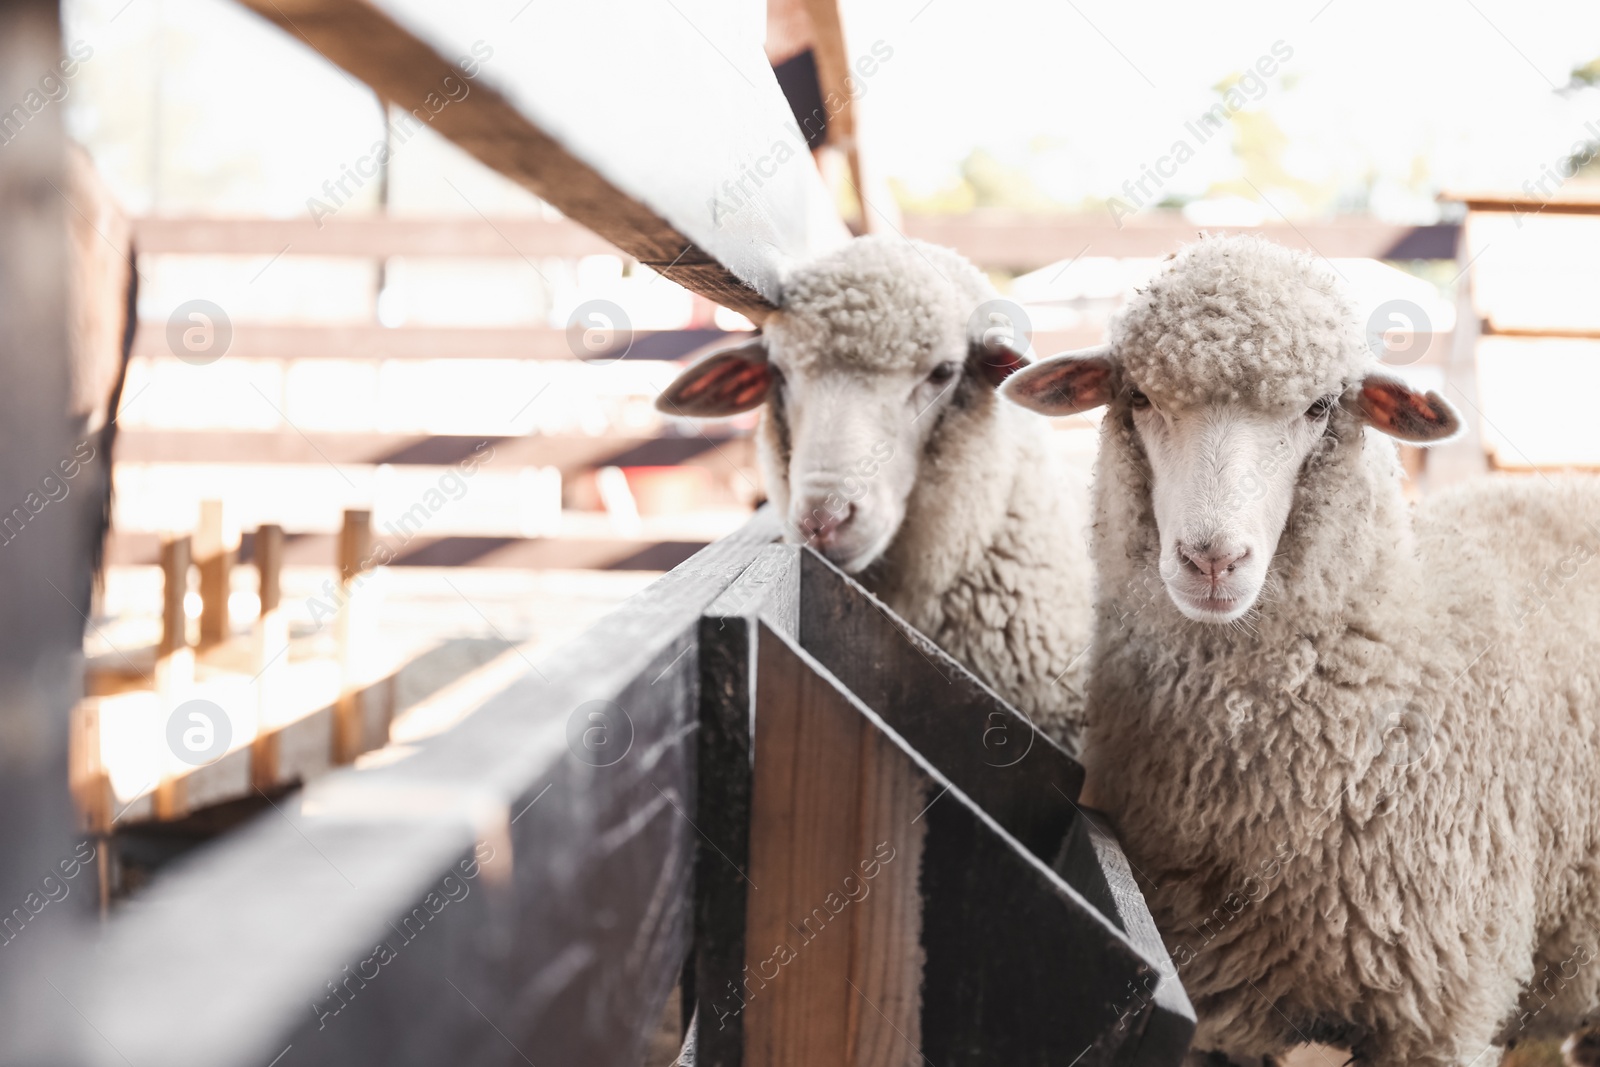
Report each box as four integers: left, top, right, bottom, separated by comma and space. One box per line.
794, 501, 854, 547
1179, 541, 1249, 578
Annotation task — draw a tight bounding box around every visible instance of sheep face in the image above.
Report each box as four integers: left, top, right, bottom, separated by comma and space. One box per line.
1131, 393, 1336, 622
757, 346, 971, 571
654, 325, 1023, 572
655, 235, 1023, 572
1001, 241, 1462, 625
1006, 348, 1460, 621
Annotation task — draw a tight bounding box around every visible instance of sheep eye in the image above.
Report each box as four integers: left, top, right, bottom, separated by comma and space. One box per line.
1306, 395, 1335, 420
927, 362, 958, 385
1128, 387, 1150, 410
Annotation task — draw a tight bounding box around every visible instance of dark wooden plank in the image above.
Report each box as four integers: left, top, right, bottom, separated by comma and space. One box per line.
796, 548, 1083, 865
231, 0, 849, 319
915, 780, 1146, 1066
51, 509, 781, 1066
1057, 813, 1196, 1067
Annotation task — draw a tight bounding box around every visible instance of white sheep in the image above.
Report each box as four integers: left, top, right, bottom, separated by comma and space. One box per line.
657, 234, 1093, 749
1001, 233, 1600, 1066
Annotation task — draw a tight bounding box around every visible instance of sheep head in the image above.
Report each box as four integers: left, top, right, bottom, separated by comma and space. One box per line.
1002, 234, 1460, 624
657, 235, 1027, 573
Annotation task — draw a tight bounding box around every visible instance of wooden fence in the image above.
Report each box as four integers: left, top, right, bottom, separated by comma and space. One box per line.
43, 515, 1192, 1066
1436, 186, 1600, 478
5, 0, 1495, 1060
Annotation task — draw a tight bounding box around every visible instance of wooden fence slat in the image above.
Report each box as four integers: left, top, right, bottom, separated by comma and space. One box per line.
129, 323, 735, 363
129, 214, 1464, 269
741, 618, 879, 1066
196, 499, 234, 648
130, 215, 619, 258
113, 429, 742, 469
230, 0, 850, 319
256, 523, 284, 614
902, 215, 1460, 269
693, 544, 799, 1067
159, 534, 192, 656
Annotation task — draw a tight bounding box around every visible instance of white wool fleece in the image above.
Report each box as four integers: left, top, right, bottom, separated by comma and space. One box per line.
757, 236, 1094, 748
1085, 235, 1600, 1066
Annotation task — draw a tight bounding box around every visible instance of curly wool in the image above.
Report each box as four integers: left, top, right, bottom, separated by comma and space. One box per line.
773, 237, 994, 375
1112, 234, 1367, 410
757, 235, 1094, 748
1085, 236, 1600, 1066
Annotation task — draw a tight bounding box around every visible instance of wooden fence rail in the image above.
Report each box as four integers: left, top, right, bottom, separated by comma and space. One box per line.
128, 213, 1462, 270
42, 514, 1191, 1066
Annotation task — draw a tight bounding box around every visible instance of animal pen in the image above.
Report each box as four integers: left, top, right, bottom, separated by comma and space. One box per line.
5, 0, 1554, 1064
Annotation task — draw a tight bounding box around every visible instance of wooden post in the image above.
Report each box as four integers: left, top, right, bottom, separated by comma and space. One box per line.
255, 523, 283, 615
252, 523, 287, 789
334, 509, 376, 763
155, 535, 195, 821
337, 508, 371, 584
159, 535, 191, 655
159, 534, 192, 660
196, 499, 236, 648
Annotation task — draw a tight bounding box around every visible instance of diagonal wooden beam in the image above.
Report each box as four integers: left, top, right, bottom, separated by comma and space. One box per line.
232, 0, 850, 319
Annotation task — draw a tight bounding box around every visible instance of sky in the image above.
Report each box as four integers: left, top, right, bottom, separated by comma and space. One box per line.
54, 0, 1600, 223
849, 0, 1600, 219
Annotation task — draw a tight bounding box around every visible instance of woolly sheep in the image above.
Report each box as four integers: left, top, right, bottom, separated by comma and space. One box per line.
657, 234, 1093, 749
1002, 234, 1600, 1066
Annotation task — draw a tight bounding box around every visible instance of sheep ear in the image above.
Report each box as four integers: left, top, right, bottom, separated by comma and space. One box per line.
971, 338, 1030, 387
655, 336, 771, 417
999, 344, 1117, 416
1350, 372, 1462, 444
